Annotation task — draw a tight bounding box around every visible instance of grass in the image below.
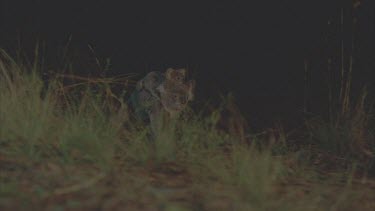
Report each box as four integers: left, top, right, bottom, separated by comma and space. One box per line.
0, 49, 375, 211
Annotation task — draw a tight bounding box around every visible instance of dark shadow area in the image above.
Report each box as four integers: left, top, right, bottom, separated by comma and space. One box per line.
0, 0, 374, 129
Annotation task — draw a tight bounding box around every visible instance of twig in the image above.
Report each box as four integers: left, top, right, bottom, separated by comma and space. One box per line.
51, 172, 106, 196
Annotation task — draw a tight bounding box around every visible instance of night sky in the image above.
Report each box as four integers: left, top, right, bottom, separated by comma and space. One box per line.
1, 0, 374, 128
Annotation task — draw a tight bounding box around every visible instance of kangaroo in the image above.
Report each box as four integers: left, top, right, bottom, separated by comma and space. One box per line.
130, 68, 195, 136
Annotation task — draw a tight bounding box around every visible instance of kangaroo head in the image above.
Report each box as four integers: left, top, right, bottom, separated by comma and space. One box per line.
157, 79, 195, 115
165, 68, 187, 84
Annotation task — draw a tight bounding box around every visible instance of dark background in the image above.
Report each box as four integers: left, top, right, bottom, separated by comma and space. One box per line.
1, 0, 374, 129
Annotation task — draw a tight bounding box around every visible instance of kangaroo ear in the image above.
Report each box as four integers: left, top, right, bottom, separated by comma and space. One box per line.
165, 68, 175, 79
187, 80, 195, 100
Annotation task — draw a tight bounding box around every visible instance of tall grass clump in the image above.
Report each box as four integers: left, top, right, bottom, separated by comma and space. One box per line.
0, 50, 58, 159
57, 92, 121, 167
0, 49, 125, 169
302, 10, 375, 172
304, 51, 374, 173
306, 90, 374, 173
307, 91, 373, 154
